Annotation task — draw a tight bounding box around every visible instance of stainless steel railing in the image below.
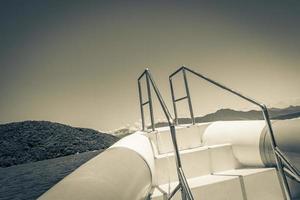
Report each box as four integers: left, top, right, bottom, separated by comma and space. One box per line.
138, 68, 195, 200
275, 147, 300, 183
169, 66, 297, 200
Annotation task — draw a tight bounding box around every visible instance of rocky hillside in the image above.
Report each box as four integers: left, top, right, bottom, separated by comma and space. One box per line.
0, 121, 119, 167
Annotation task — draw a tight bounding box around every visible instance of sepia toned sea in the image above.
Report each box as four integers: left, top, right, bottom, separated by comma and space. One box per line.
0, 150, 102, 200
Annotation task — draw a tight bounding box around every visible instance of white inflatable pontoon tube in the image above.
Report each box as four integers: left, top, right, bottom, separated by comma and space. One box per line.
38, 133, 154, 200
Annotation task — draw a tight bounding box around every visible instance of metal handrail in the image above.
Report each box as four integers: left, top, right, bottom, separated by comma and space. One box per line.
275, 147, 300, 182
169, 67, 195, 125
138, 69, 194, 200
169, 66, 293, 200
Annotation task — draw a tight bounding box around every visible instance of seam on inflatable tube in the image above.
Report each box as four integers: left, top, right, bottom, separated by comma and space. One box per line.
259, 120, 278, 167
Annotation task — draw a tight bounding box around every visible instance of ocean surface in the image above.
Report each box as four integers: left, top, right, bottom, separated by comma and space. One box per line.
0, 150, 299, 200
0, 150, 102, 200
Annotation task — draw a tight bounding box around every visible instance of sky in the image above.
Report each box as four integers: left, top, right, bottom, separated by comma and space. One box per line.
0, 0, 299, 131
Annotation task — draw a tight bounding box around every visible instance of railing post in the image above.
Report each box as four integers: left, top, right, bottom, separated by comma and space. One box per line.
138, 68, 194, 200
169, 67, 195, 126
146, 71, 155, 131
169, 78, 179, 125
178, 168, 194, 200
261, 105, 292, 200
182, 67, 195, 125
169, 66, 296, 199
170, 124, 194, 200
170, 124, 185, 199
138, 80, 146, 131
170, 124, 182, 168
180, 188, 187, 200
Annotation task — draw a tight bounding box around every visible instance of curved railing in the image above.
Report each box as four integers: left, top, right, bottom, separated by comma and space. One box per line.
169, 66, 298, 200
138, 69, 194, 200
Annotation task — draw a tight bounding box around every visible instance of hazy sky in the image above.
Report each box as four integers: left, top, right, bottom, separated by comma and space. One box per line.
0, 0, 299, 131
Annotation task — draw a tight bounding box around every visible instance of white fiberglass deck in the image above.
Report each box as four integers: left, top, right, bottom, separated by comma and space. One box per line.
145, 121, 286, 200
38, 120, 300, 200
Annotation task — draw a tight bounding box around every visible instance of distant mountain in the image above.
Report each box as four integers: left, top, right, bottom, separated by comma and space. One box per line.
273, 111, 300, 120
112, 128, 136, 138
104, 105, 300, 137
0, 121, 119, 167
154, 105, 300, 128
